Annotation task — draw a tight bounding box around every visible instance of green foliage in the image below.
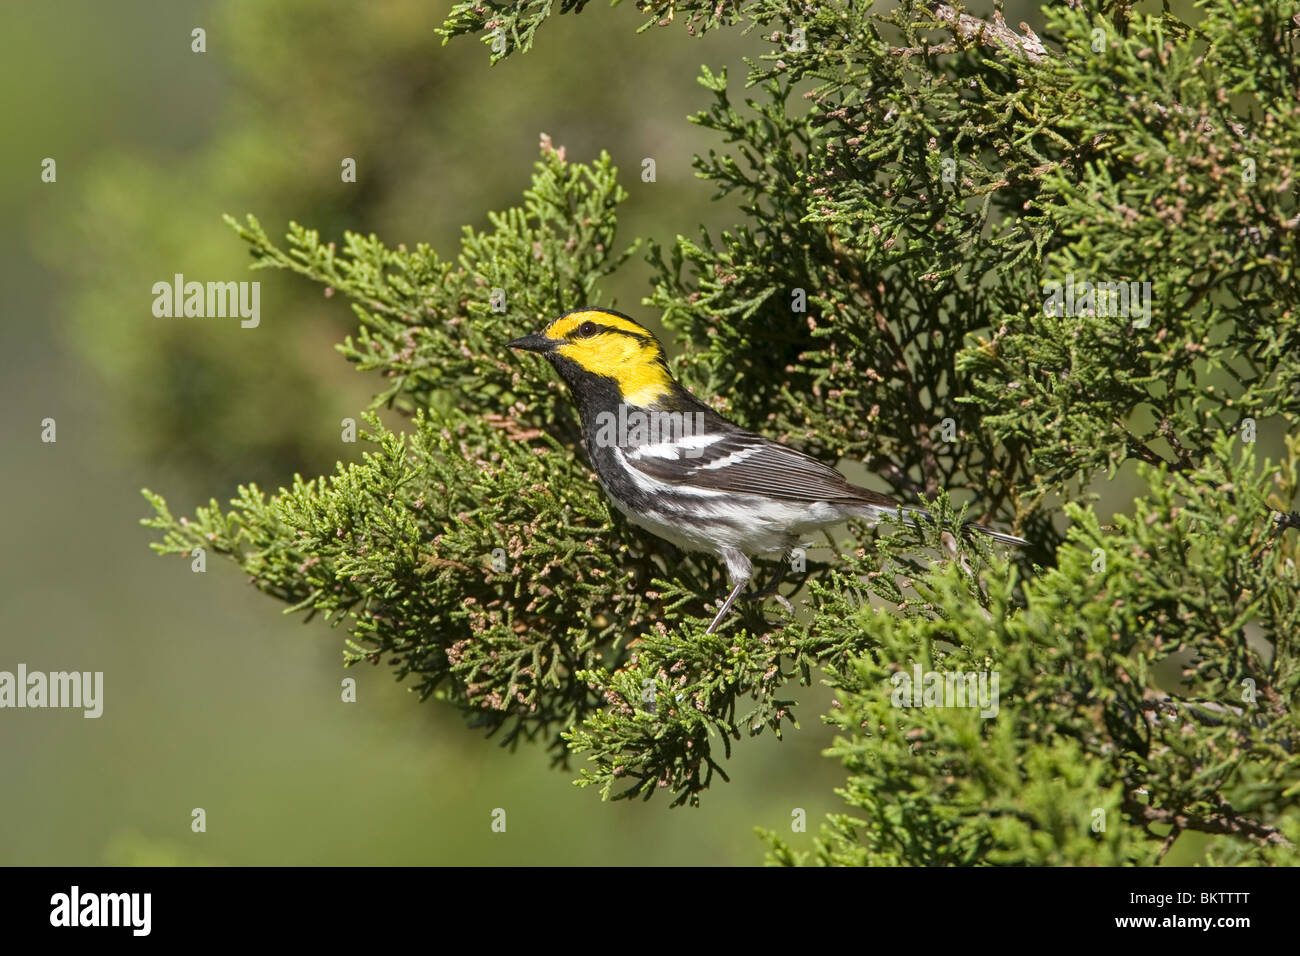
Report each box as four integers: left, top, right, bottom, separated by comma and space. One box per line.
144, 0, 1299, 862
766, 435, 1300, 865
145, 146, 654, 762
440, 0, 753, 63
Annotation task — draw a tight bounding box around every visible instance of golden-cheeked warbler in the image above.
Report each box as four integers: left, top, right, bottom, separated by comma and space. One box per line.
509, 307, 1025, 633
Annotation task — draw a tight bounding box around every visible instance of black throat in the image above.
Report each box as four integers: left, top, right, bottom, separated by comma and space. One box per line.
543, 353, 720, 505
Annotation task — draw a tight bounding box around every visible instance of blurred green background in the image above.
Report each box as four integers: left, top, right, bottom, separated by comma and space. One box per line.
0, 0, 858, 866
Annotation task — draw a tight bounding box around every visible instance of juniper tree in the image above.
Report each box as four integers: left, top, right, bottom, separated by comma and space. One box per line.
144, 0, 1300, 864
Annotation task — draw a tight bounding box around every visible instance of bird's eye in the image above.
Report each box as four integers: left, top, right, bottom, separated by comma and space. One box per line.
576, 321, 598, 338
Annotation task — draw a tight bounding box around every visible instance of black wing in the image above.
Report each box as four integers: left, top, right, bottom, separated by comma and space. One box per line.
627, 429, 900, 507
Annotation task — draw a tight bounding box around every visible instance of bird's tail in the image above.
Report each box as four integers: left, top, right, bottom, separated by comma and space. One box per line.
956, 520, 1028, 547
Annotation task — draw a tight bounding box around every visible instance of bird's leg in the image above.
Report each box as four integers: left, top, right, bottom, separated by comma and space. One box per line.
705, 579, 748, 635
706, 546, 753, 634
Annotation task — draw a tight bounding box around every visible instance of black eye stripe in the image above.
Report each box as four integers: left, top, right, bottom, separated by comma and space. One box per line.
568, 322, 650, 342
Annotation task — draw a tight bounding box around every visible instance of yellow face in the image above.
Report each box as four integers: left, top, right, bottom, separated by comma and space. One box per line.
545, 309, 672, 406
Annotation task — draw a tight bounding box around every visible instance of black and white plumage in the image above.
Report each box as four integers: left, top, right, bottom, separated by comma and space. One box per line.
509, 308, 1026, 634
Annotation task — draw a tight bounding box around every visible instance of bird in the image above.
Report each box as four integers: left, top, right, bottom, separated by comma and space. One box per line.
507, 307, 1025, 634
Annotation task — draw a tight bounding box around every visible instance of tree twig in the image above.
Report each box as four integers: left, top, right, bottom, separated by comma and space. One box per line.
927, 3, 1049, 63
1122, 794, 1293, 848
